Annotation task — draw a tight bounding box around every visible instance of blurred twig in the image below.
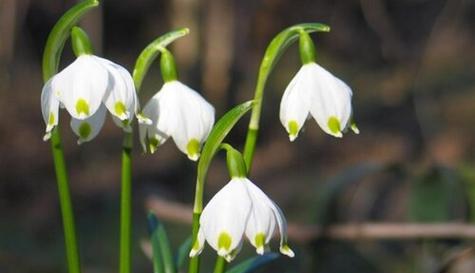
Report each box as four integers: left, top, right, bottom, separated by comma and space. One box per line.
147, 196, 475, 242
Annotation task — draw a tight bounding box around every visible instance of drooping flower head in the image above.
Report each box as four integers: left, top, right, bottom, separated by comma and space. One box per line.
280, 30, 359, 141
189, 144, 294, 261
139, 48, 215, 160
41, 27, 141, 143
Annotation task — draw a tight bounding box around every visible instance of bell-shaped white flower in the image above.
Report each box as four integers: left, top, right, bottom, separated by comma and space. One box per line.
139, 81, 215, 160
190, 178, 294, 261
41, 54, 139, 143
190, 178, 252, 261
280, 62, 357, 140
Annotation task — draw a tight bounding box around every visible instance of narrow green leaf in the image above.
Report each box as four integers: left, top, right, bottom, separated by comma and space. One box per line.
175, 236, 192, 270
42, 0, 99, 81
147, 213, 176, 273
133, 28, 190, 91
225, 253, 279, 273
194, 100, 253, 212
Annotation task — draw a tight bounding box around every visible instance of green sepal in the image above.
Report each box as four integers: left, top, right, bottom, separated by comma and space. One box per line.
221, 143, 247, 178
133, 28, 189, 91
42, 0, 99, 82
160, 48, 178, 82
299, 30, 316, 64
71, 26, 93, 56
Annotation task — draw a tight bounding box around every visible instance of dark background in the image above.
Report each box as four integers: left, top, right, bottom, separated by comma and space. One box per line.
1, 0, 475, 272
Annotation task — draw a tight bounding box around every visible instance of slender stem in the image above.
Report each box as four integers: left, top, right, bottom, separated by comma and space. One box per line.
120, 132, 133, 273
188, 212, 201, 273
213, 257, 227, 273
51, 127, 81, 273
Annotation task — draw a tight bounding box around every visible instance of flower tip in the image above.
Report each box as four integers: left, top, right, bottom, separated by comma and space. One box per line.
333, 131, 343, 138
218, 248, 228, 257
280, 245, 295, 258
137, 114, 152, 125
289, 134, 298, 142
256, 246, 265, 255
189, 249, 199, 258
351, 123, 360, 134
77, 138, 86, 145
42, 132, 52, 142
187, 153, 200, 161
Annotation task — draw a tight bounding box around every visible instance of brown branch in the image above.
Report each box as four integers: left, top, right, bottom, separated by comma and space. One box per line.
146, 196, 475, 242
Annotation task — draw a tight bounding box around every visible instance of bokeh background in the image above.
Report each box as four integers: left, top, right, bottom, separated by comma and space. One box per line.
1, 0, 475, 272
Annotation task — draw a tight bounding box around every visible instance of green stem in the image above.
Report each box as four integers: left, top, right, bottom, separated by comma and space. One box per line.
189, 212, 201, 273
51, 128, 81, 273
120, 132, 133, 273
242, 23, 330, 173
213, 257, 227, 273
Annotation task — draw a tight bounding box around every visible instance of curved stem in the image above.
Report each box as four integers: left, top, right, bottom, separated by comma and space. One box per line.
242, 23, 330, 173
213, 257, 227, 273
120, 132, 133, 273
51, 128, 81, 273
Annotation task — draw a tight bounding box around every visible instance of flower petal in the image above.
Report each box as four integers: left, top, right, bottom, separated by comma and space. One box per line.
41, 78, 60, 140
243, 179, 276, 255
200, 178, 251, 257
53, 55, 108, 120
139, 92, 169, 153
279, 65, 313, 141
97, 57, 137, 121
189, 227, 205, 257
165, 81, 215, 160
308, 63, 352, 137
70, 104, 107, 144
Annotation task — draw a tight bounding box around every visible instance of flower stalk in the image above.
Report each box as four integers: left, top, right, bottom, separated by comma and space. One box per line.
119, 132, 133, 273
242, 23, 330, 172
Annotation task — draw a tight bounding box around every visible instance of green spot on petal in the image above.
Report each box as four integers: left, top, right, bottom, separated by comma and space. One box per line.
75, 99, 90, 116
327, 116, 341, 135
186, 138, 200, 161
351, 121, 360, 134
288, 120, 299, 141
254, 233, 266, 254
78, 122, 91, 139
217, 232, 232, 252
114, 101, 127, 117
48, 113, 55, 125
148, 137, 160, 154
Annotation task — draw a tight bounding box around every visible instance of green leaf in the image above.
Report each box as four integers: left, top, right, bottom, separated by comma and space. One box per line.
42, 0, 99, 81
133, 28, 189, 91
408, 166, 461, 222
175, 236, 192, 270
194, 100, 253, 212
147, 213, 176, 273
225, 253, 279, 273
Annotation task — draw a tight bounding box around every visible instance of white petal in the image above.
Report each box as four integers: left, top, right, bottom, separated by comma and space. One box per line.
70, 104, 107, 144
243, 179, 276, 255
139, 92, 169, 153
166, 81, 215, 160
267, 199, 294, 257
279, 66, 313, 141
200, 178, 251, 257
189, 227, 205, 257
96, 57, 137, 121
53, 55, 108, 120
41, 78, 60, 140
307, 63, 352, 137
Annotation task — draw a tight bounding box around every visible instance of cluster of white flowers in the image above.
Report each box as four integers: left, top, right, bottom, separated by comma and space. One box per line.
41, 29, 357, 260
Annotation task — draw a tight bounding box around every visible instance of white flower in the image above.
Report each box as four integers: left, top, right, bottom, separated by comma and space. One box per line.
41, 54, 140, 143
189, 178, 294, 261
139, 81, 215, 161
280, 62, 358, 141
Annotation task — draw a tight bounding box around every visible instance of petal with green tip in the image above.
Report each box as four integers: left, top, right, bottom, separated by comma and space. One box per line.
70, 105, 106, 144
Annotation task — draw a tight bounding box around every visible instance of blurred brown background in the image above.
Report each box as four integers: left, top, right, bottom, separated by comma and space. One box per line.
1, 0, 475, 272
